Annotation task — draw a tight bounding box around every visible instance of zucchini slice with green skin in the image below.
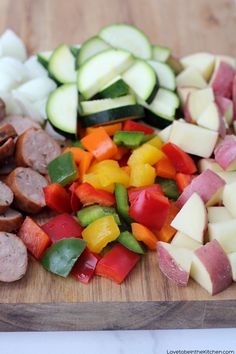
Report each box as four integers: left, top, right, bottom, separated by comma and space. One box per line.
70, 44, 81, 58
99, 23, 152, 59
78, 104, 144, 127
80, 94, 136, 115
77, 49, 134, 99
122, 59, 158, 102
48, 44, 77, 84
37, 50, 53, 69
148, 60, 176, 91
47, 83, 78, 135
152, 45, 171, 62
95, 77, 129, 99
77, 36, 110, 66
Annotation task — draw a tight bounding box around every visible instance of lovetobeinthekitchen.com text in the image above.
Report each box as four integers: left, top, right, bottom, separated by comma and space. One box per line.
166, 350, 235, 354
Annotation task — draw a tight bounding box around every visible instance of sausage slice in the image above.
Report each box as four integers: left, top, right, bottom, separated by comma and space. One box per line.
0, 232, 28, 282
0, 181, 14, 213
0, 209, 23, 232
6, 167, 48, 214
0, 98, 6, 121
0, 123, 17, 162
0, 115, 40, 136
16, 128, 61, 174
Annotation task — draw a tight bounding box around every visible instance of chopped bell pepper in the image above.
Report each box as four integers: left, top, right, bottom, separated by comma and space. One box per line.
75, 182, 115, 206
83, 172, 114, 192
41, 213, 83, 243
175, 173, 194, 193
77, 205, 120, 227
86, 122, 122, 137
146, 135, 163, 149
63, 147, 93, 181
129, 163, 156, 187
128, 143, 164, 166
156, 176, 180, 201
40, 238, 86, 277
71, 248, 100, 284
48, 151, 78, 186
117, 231, 144, 254
141, 134, 156, 144
113, 131, 144, 148
69, 182, 81, 213
155, 156, 176, 179
162, 143, 197, 174
128, 184, 164, 204
72, 140, 86, 149
112, 146, 130, 161
114, 183, 133, 223
131, 223, 158, 251
18, 216, 51, 260
154, 202, 179, 243
123, 119, 155, 135
129, 190, 170, 230
82, 215, 120, 253
95, 243, 140, 284
43, 183, 72, 214
81, 127, 118, 161
89, 160, 130, 188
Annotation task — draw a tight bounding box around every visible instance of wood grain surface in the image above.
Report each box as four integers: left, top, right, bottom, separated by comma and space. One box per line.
0, 0, 236, 331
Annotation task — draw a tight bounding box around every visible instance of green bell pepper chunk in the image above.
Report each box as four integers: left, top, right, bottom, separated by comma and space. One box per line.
77, 205, 121, 227
141, 134, 156, 144
156, 176, 180, 201
114, 183, 133, 223
40, 238, 86, 277
72, 140, 86, 149
117, 231, 144, 254
48, 151, 78, 187
113, 131, 144, 148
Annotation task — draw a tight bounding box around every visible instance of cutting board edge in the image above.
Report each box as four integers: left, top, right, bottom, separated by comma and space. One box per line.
1, 300, 236, 331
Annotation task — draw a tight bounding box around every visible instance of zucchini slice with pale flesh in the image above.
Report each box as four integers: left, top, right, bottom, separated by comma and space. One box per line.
77, 49, 134, 99
95, 77, 129, 99
122, 59, 158, 102
148, 60, 176, 91
152, 45, 171, 62
37, 51, 53, 69
99, 23, 152, 59
46, 84, 78, 135
48, 44, 77, 84
77, 36, 110, 66
80, 94, 136, 115
78, 105, 144, 127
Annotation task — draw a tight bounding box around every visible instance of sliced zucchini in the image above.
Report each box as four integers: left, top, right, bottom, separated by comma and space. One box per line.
80, 94, 136, 115
48, 44, 77, 84
77, 49, 134, 99
96, 77, 129, 99
47, 84, 78, 135
148, 60, 176, 91
122, 59, 157, 102
152, 45, 171, 62
99, 23, 152, 59
70, 44, 81, 58
78, 104, 144, 127
77, 36, 110, 66
37, 50, 53, 69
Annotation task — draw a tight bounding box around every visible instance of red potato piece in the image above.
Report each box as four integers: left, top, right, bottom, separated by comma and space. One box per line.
0, 181, 14, 213
0, 98, 6, 121
184, 87, 214, 123
233, 75, 236, 120
215, 96, 234, 126
176, 169, 225, 208
0, 232, 28, 282
214, 135, 236, 171
157, 241, 193, 286
0, 208, 23, 232
210, 61, 235, 98
191, 239, 232, 295
15, 128, 61, 175
6, 167, 48, 214
196, 102, 226, 138
0, 115, 40, 136
198, 158, 223, 173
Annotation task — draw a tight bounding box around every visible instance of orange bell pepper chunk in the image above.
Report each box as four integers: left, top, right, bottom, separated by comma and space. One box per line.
131, 222, 157, 251
112, 146, 129, 160
155, 156, 176, 179
64, 147, 93, 180
86, 122, 122, 137
81, 127, 118, 161
154, 203, 179, 243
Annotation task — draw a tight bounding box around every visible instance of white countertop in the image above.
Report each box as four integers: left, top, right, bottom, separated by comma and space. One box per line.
0, 329, 235, 354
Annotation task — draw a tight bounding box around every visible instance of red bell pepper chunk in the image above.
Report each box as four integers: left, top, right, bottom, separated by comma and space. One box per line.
175, 173, 195, 193
118, 153, 131, 167
128, 184, 164, 204
123, 119, 155, 135
75, 182, 115, 206
129, 190, 170, 230
42, 213, 83, 243
95, 244, 140, 284
69, 182, 81, 213
18, 216, 51, 260
162, 143, 197, 175
44, 183, 72, 214
71, 248, 100, 284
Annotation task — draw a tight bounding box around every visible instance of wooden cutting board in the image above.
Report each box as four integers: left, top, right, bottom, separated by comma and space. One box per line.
1, 0, 236, 331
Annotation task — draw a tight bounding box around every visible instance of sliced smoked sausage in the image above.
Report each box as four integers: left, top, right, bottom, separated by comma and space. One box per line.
0, 115, 40, 136
16, 128, 61, 174
6, 167, 48, 214
0, 123, 17, 162
0, 232, 28, 282
0, 98, 6, 121
0, 209, 23, 232
0, 181, 14, 213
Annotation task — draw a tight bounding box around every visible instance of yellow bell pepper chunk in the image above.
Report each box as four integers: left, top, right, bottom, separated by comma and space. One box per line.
128, 143, 164, 166
130, 163, 156, 187
82, 215, 120, 253
83, 173, 114, 192
146, 136, 163, 149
